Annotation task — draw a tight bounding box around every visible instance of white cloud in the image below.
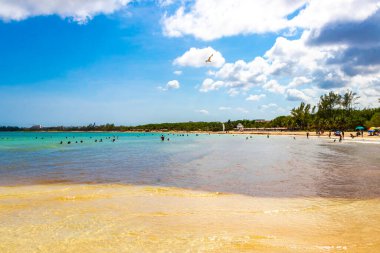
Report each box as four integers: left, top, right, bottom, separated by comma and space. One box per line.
173, 70, 182, 75
197, 109, 209, 115
194, 31, 379, 106
173, 47, 225, 68
263, 80, 286, 94
163, 0, 380, 41
286, 88, 311, 101
259, 103, 278, 110
163, 0, 307, 40
0, 0, 132, 23
227, 88, 239, 97
199, 78, 224, 92
157, 0, 176, 7
167, 80, 180, 89
246, 94, 266, 101
158, 80, 180, 91
166, 1, 380, 108
219, 106, 231, 111
289, 0, 380, 30
288, 76, 312, 88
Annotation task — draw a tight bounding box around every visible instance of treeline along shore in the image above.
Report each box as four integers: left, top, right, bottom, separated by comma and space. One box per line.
1, 91, 380, 133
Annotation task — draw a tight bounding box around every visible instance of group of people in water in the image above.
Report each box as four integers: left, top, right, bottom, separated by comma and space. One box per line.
59, 136, 118, 145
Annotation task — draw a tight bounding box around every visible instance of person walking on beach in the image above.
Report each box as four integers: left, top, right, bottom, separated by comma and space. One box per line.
342, 131, 345, 139
306, 132, 309, 139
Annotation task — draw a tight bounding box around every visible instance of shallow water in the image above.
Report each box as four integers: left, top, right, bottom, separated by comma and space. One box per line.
1, 184, 380, 252
0, 132, 379, 198
0, 132, 380, 252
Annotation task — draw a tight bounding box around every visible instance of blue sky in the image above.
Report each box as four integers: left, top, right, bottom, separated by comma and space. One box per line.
0, 0, 379, 126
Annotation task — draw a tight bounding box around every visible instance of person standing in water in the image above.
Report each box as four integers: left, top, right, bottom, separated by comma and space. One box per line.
160, 135, 165, 141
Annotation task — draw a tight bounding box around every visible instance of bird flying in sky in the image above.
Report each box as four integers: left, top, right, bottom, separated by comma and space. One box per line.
205, 54, 213, 63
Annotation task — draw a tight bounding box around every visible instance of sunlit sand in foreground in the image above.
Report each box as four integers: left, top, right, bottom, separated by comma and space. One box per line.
1, 184, 379, 252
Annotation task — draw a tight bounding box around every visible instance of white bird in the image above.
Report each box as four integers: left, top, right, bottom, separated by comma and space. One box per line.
205, 54, 213, 63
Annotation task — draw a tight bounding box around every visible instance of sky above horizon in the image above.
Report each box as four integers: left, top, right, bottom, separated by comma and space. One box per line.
0, 0, 380, 127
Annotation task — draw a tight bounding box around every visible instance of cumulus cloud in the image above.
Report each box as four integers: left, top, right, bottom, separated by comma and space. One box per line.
173, 70, 182, 75
286, 88, 311, 101
219, 106, 231, 111
263, 80, 286, 94
0, 0, 132, 23
246, 94, 266, 102
157, 0, 176, 7
259, 103, 278, 110
167, 80, 180, 89
163, 0, 307, 40
290, 0, 380, 31
163, 0, 380, 41
197, 109, 209, 115
173, 47, 225, 68
173, 0, 380, 107
158, 80, 180, 91
227, 88, 239, 97
288, 76, 312, 88
199, 78, 224, 92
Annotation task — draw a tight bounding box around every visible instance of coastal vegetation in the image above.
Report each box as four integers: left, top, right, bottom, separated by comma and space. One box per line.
1, 91, 379, 132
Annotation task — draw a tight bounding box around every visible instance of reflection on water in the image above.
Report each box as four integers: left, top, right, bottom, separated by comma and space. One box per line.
0, 132, 380, 198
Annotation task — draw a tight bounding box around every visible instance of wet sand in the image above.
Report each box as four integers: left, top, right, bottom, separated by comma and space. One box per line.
1, 184, 379, 253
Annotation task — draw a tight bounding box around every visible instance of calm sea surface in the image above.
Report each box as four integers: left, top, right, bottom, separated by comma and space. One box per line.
1, 132, 379, 198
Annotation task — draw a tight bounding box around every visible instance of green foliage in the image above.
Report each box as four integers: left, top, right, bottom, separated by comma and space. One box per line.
1, 91, 379, 132
365, 112, 380, 127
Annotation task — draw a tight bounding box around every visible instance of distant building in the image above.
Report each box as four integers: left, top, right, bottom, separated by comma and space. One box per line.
236, 123, 244, 131
30, 125, 43, 130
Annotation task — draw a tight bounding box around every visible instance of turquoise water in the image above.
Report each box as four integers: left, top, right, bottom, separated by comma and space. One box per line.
1, 132, 379, 198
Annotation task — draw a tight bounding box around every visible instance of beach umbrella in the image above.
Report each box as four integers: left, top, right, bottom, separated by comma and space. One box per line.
355, 126, 365, 130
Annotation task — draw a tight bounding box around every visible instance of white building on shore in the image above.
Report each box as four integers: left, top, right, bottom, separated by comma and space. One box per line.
30, 125, 43, 130
236, 123, 244, 131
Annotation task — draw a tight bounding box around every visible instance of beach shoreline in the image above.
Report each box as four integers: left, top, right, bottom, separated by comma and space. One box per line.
10, 130, 379, 143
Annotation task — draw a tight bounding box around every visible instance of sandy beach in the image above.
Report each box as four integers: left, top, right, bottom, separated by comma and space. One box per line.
222, 131, 380, 142
1, 184, 380, 253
